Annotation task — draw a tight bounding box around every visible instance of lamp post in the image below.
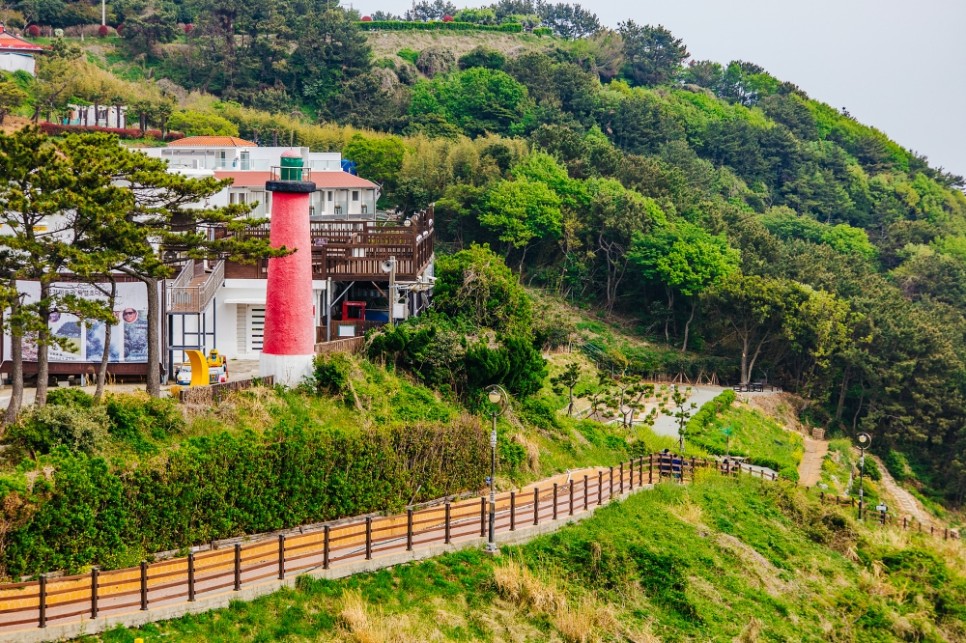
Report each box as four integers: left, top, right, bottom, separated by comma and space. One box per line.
485, 384, 508, 554
856, 432, 872, 519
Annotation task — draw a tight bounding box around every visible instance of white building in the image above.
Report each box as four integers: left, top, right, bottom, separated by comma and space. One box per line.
0, 136, 433, 382
0, 25, 42, 75
153, 137, 433, 375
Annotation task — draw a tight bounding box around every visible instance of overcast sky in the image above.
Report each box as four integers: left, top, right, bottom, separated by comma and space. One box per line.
348, 0, 966, 180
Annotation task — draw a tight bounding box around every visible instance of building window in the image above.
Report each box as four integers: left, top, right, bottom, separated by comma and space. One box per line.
327, 191, 333, 201
352, 191, 359, 202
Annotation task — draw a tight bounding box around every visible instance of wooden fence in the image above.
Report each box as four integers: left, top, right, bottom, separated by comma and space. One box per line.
0, 454, 953, 637
0, 454, 726, 635
818, 492, 960, 539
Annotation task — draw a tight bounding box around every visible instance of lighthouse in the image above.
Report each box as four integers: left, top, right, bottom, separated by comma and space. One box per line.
259, 151, 317, 387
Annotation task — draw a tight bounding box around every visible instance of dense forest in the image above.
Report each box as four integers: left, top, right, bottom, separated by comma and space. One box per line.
3, 0, 966, 505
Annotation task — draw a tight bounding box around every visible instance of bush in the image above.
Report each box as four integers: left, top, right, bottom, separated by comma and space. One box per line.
7, 404, 109, 456
357, 20, 523, 33
97, 24, 109, 37
37, 122, 181, 141
884, 450, 910, 482
106, 393, 184, 445
26, 25, 40, 37
313, 354, 353, 400
46, 387, 94, 408
397, 48, 419, 65
2, 419, 489, 576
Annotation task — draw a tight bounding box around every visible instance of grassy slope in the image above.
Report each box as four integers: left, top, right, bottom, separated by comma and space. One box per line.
688, 402, 805, 476
102, 476, 966, 642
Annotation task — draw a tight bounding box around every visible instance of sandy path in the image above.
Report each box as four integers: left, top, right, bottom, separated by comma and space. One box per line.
869, 453, 934, 526
798, 436, 828, 487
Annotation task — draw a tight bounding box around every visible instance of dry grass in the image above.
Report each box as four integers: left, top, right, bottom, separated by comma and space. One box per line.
493, 559, 626, 642
335, 589, 444, 642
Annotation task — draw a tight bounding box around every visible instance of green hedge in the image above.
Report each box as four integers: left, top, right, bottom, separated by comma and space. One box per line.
685, 389, 737, 436
358, 20, 523, 33
1, 418, 487, 578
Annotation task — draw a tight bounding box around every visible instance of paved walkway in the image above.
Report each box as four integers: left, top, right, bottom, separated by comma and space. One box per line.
651, 385, 724, 438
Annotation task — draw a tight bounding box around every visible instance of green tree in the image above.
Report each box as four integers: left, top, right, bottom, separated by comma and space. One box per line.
289, 5, 372, 113
551, 361, 581, 416
479, 177, 562, 271
629, 222, 739, 351
617, 21, 689, 86
121, 10, 179, 57
342, 134, 406, 206
0, 77, 27, 125
702, 274, 800, 385
409, 68, 531, 137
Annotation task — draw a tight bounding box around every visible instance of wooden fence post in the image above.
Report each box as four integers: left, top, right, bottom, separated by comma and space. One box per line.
38, 574, 46, 628
141, 561, 149, 609
445, 503, 452, 543
323, 526, 331, 570
639, 456, 644, 486
609, 467, 614, 499
533, 488, 540, 526
569, 481, 575, 516
583, 475, 589, 511
510, 492, 516, 531
91, 568, 99, 619
407, 509, 414, 551
188, 553, 195, 602
629, 459, 634, 491
649, 453, 654, 484
598, 471, 603, 505
233, 544, 241, 591
553, 483, 559, 520
365, 518, 373, 559
620, 463, 625, 494
278, 535, 286, 580
480, 498, 486, 537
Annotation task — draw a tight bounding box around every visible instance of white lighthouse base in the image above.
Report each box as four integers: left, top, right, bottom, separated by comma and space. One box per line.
259, 352, 315, 388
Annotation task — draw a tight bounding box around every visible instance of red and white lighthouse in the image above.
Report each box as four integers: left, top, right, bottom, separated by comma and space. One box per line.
259, 151, 317, 386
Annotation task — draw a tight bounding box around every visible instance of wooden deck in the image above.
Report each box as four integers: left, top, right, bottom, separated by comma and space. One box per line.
224, 218, 434, 282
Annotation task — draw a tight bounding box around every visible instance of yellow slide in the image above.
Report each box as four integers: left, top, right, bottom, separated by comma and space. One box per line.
184, 350, 210, 387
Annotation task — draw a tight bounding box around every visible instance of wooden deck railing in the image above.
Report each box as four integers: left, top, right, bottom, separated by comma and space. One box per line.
224, 219, 435, 281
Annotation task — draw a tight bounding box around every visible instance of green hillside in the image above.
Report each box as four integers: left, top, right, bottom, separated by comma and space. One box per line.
2, 2, 966, 637
100, 476, 966, 642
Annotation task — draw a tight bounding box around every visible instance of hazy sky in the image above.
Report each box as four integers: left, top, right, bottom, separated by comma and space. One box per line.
349, 0, 966, 180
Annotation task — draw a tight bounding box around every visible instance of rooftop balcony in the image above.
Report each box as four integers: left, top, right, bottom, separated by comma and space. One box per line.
224, 214, 434, 282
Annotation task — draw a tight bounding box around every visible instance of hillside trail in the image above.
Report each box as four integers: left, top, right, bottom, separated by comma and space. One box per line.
743, 391, 825, 487
798, 437, 828, 487
868, 453, 935, 526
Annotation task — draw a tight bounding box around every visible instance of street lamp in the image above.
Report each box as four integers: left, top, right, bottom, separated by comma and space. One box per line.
485, 384, 508, 554
856, 432, 872, 519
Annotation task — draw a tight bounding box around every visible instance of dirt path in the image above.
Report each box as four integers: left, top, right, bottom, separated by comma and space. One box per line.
798, 436, 828, 487
869, 453, 934, 526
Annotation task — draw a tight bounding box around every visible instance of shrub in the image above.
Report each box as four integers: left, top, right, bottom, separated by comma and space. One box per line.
46, 387, 94, 408
397, 48, 419, 65
7, 404, 109, 456
106, 393, 184, 445
97, 24, 109, 37
313, 353, 354, 400
26, 25, 40, 38
884, 450, 910, 482
183, 23, 194, 33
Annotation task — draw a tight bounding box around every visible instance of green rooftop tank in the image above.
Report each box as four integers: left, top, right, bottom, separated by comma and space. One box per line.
280, 152, 304, 181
